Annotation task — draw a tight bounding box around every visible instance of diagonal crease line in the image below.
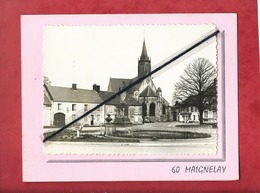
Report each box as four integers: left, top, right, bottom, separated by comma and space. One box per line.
43, 29, 220, 143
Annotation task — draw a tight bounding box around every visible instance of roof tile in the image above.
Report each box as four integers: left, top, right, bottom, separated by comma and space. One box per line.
99, 91, 141, 106
139, 86, 158, 97
45, 85, 103, 104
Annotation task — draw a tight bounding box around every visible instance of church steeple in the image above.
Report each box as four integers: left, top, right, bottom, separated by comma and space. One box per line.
140, 40, 149, 60
138, 39, 151, 78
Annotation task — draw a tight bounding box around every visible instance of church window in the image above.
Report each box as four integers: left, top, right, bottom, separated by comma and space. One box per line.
162, 105, 166, 114
149, 103, 156, 116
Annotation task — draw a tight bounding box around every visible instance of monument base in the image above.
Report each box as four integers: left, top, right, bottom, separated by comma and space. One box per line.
105, 117, 133, 136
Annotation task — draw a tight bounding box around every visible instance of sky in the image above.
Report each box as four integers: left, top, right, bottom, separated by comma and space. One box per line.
43, 24, 217, 105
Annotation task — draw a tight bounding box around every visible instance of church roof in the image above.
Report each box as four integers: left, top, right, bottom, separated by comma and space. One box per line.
99, 91, 141, 106
127, 76, 142, 93
139, 86, 158, 97
108, 78, 132, 92
45, 85, 103, 104
140, 39, 149, 61
108, 77, 141, 94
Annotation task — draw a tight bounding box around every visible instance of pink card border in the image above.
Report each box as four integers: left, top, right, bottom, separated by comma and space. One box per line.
21, 14, 238, 181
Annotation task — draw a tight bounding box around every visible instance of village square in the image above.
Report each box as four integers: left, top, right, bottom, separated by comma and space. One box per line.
43, 37, 217, 151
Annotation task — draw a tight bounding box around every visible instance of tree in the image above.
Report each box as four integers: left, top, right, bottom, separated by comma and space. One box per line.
173, 58, 217, 125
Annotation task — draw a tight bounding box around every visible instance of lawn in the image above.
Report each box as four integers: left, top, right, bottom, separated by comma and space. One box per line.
44, 126, 212, 142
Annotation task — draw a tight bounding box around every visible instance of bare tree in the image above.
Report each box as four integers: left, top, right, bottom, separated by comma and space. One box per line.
173, 58, 217, 125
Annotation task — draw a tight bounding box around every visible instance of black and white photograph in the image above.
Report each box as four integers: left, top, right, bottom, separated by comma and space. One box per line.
43, 24, 219, 155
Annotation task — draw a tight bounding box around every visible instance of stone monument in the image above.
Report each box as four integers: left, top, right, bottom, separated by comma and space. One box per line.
105, 90, 133, 136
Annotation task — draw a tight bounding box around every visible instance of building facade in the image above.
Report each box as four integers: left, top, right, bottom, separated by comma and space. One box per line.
175, 106, 217, 123
44, 84, 105, 126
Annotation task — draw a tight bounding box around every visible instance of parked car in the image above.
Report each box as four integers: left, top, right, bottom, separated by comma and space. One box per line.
144, 118, 150, 123
144, 118, 154, 123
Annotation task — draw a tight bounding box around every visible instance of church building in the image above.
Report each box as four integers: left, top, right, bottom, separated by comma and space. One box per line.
107, 40, 172, 122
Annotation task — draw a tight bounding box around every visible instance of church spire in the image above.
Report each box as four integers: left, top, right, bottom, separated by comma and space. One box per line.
140, 39, 149, 60
138, 39, 151, 78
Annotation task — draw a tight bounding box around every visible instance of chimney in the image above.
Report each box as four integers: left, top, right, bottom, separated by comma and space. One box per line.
72, 83, 77, 90
93, 84, 100, 93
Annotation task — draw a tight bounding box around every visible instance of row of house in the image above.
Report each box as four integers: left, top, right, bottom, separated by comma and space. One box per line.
172, 105, 217, 123
43, 82, 169, 127
44, 81, 217, 127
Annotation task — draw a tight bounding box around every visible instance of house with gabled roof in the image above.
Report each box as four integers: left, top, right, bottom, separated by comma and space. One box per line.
44, 83, 105, 126
107, 40, 172, 122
